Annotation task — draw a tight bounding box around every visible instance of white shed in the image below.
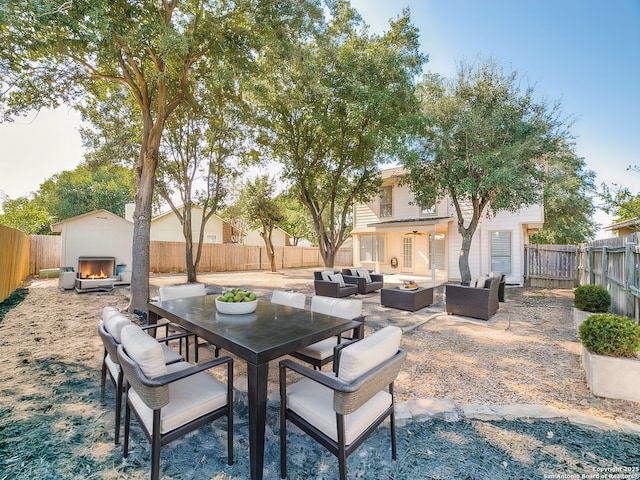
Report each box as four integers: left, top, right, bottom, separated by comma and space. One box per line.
50, 209, 133, 272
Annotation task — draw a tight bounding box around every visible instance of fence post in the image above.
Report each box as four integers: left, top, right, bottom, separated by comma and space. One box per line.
588, 247, 595, 285
601, 246, 608, 288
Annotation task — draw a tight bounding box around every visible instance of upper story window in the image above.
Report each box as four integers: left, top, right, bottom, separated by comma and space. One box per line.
379, 186, 392, 217
420, 200, 436, 215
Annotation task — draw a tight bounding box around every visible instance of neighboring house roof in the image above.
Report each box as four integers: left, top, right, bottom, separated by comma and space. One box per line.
604, 217, 640, 232
50, 209, 132, 233
151, 205, 235, 228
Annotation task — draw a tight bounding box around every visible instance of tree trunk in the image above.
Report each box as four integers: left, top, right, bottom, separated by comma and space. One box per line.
458, 232, 473, 286
128, 149, 157, 318
183, 206, 197, 283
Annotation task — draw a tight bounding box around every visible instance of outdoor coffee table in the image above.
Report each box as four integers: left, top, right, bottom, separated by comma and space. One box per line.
381, 286, 434, 311
148, 296, 362, 480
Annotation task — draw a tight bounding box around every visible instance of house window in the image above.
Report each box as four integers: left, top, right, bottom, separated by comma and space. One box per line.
420, 200, 436, 215
379, 186, 392, 217
490, 231, 511, 274
360, 235, 385, 262
403, 237, 412, 268
205, 234, 217, 243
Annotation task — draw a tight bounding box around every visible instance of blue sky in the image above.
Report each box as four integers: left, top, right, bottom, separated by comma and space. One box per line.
1, 0, 639, 235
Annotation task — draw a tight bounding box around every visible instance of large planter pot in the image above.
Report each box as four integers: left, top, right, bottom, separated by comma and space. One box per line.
582, 346, 640, 403
573, 308, 592, 331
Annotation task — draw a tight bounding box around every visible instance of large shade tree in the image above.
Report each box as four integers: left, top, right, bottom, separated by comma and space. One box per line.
1, 0, 308, 315
253, 2, 426, 267
403, 58, 569, 284
529, 141, 597, 244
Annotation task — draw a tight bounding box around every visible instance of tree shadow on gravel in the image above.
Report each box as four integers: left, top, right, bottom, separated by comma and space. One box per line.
1, 355, 639, 479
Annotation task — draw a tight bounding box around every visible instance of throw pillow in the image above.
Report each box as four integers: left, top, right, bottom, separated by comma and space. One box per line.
355, 268, 372, 283
120, 324, 167, 379
327, 273, 346, 287
320, 270, 335, 282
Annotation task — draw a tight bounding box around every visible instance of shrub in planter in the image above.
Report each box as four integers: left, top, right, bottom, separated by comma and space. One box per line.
573, 285, 611, 313
579, 313, 640, 358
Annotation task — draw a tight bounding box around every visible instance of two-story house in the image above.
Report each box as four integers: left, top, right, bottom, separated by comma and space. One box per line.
351, 167, 544, 285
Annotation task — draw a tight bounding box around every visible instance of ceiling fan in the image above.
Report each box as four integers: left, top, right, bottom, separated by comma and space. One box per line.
405, 230, 426, 236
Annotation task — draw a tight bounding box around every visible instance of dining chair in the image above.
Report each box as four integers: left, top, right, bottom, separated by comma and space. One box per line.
99, 308, 189, 445
280, 326, 406, 480
117, 324, 234, 480
270, 290, 306, 309
290, 296, 365, 370
158, 283, 220, 361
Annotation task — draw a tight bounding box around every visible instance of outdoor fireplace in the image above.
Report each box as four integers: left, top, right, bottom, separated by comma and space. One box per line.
75, 256, 117, 291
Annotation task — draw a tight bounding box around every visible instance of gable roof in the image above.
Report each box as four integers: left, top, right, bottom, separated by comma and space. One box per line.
50, 209, 132, 233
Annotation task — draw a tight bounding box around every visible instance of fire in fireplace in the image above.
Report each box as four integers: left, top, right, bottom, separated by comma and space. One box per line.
78, 256, 116, 279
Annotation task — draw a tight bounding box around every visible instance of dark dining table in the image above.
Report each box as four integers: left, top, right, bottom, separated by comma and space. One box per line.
147, 296, 362, 480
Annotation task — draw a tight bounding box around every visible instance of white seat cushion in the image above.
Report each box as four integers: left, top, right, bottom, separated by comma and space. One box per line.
159, 284, 206, 301
105, 353, 120, 380
337, 326, 402, 383
127, 362, 229, 434
296, 337, 339, 360
160, 344, 184, 364
271, 291, 306, 309
121, 324, 167, 379
287, 377, 392, 444
310, 296, 362, 320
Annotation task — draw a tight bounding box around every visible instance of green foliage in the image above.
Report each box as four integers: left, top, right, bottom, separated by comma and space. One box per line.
253, 1, 426, 266
599, 181, 640, 224
573, 285, 611, 313
579, 313, 640, 358
0, 197, 53, 235
529, 140, 597, 244
38, 164, 135, 221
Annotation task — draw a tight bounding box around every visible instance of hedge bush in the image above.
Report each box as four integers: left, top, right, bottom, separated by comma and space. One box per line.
579, 313, 640, 358
573, 285, 611, 313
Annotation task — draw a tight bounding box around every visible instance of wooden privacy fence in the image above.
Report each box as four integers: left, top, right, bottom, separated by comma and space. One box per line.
524, 235, 639, 320
149, 241, 352, 272
524, 244, 579, 288
0, 226, 30, 302
578, 233, 639, 321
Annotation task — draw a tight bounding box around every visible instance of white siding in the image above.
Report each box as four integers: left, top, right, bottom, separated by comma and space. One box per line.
150, 207, 224, 243
58, 211, 133, 270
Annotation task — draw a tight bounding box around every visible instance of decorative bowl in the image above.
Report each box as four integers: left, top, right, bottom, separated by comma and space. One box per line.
215, 298, 258, 315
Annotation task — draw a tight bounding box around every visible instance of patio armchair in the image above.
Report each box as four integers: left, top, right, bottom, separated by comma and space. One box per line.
291, 296, 365, 370
280, 326, 406, 480
158, 283, 221, 361
117, 324, 234, 480
313, 270, 358, 298
98, 309, 190, 445
341, 268, 384, 294
445, 274, 501, 320
270, 290, 306, 309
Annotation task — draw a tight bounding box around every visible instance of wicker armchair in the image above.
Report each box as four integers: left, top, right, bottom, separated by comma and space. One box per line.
445, 275, 501, 320
98, 308, 189, 444
280, 326, 406, 480
117, 325, 233, 480
313, 271, 358, 298
341, 268, 384, 294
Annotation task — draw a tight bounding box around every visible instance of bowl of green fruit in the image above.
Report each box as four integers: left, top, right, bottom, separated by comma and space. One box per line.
215, 288, 258, 314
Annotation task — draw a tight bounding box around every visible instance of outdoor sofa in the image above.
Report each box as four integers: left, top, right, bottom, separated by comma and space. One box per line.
313, 270, 358, 298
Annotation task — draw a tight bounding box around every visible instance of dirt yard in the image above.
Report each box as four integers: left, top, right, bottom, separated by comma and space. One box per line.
2, 268, 638, 426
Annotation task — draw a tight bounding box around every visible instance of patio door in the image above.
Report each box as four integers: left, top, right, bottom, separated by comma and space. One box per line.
402, 236, 413, 272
